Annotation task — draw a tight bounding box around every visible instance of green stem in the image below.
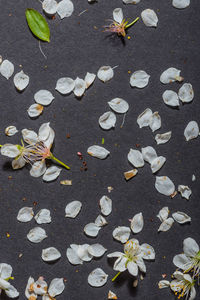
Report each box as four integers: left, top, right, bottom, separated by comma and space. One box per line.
125, 17, 139, 29
112, 271, 121, 282
50, 154, 70, 170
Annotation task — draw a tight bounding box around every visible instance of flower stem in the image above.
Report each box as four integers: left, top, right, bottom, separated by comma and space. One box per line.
125, 17, 139, 29
50, 154, 70, 170
112, 272, 121, 282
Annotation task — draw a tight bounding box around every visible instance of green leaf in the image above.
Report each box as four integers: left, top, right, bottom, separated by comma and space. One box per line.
25, 8, 50, 42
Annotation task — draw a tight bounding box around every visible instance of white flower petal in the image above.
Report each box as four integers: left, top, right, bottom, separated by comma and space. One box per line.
38, 122, 51, 141
127, 261, 138, 276
84, 72, 96, 89
113, 255, 127, 272
73, 77, 86, 98
48, 278, 65, 297
162, 90, 179, 107
30, 160, 47, 178
172, 0, 190, 9
35, 209, 51, 224
155, 176, 175, 196
130, 70, 150, 88
12, 156, 26, 170
136, 257, 146, 273
158, 218, 174, 232
87, 145, 110, 159
158, 280, 170, 289
178, 83, 194, 103
172, 211, 191, 224
142, 146, 157, 164
130, 212, 144, 234
123, 0, 141, 3
1, 144, 20, 158
34, 90, 54, 106
113, 8, 123, 24
57, 0, 74, 19
112, 226, 131, 243
99, 195, 112, 216
88, 244, 107, 257
99, 111, 116, 130
43, 166, 62, 182
178, 185, 192, 200
151, 156, 166, 173
141, 243, 155, 260
5, 285, 19, 298
27, 227, 47, 243
137, 108, 153, 128
84, 223, 101, 237
42, 0, 58, 15
88, 268, 108, 287
65, 201, 82, 218
192, 174, 196, 182
149, 112, 161, 132
5, 126, 18, 136
0, 59, 14, 79
66, 247, 83, 265
184, 121, 199, 141
108, 98, 129, 114
13, 70, 29, 91
0, 263, 12, 279
21, 129, 38, 144
160, 67, 183, 84
17, 207, 34, 222
141, 9, 158, 27
128, 149, 144, 168
42, 247, 61, 262
55, 77, 75, 94
76, 244, 93, 262
173, 254, 192, 270
183, 237, 199, 257
155, 131, 172, 145
27, 103, 43, 118
157, 207, 169, 222
95, 215, 108, 227
107, 252, 124, 258
0, 278, 11, 290
97, 66, 114, 82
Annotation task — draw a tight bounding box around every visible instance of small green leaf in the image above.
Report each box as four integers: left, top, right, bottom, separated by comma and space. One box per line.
25, 8, 50, 42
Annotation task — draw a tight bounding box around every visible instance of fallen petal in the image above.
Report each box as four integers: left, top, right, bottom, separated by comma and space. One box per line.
108, 98, 129, 114
65, 201, 82, 218
5, 126, 18, 136
155, 131, 172, 145
27, 103, 43, 118
42, 0, 58, 15
128, 149, 144, 168
141, 9, 158, 27
43, 166, 62, 182
155, 176, 175, 196
73, 77, 86, 98
34, 90, 54, 106
0, 59, 14, 79
162, 90, 179, 107
95, 215, 108, 227
184, 121, 199, 141
130, 70, 150, 88
112, 226, 131, 243
57, 0, 74, 19
137, 108, 153, 128
142, 146, 157, 164
124, 169, 138, 180
157, 207, 169, 222
151, 156, 166, 173
27, 227, 47, 243
42, 247, 61, 262
35, 209, 51, 224
87, 145, 110, 159
48, 278, 65, 297
84, 72, 96, 88
99, 195, 112, 216
99, 111, 116, 130
178, 185, 192, 200
17, 207, 34, 222
13, 70, 29, 91
88, 268, 108, 287
172, 211, 191, 224
160, 67, 183, 84
88, 244, 107, 257
97, 66, 114, 82
178, 83, 194, 103
84, 223, 101, 237
55, 77, 75, 95
130, 212, 144, 234
172, 0, 190, 9
158, 218, 174, 232
149, 112, 161, 132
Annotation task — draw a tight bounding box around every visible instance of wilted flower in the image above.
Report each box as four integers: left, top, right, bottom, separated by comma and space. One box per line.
0, 263, 19, 298
0, 122, 70, 179
107, 238, 155, 281
104, 8, 139, 37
